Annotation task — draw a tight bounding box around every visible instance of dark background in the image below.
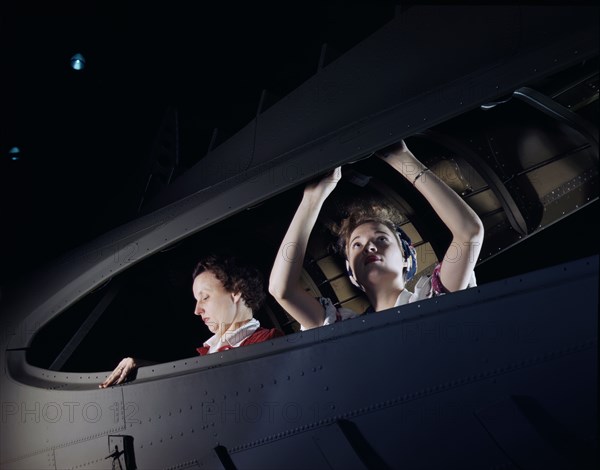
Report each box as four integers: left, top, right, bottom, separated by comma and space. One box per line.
1, 1, 598, 292
0, 1, 402, 288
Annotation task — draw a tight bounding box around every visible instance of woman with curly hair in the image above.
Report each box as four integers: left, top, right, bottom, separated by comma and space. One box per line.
190, 254, 283, 355
269, 139, 484, 330
100, 254, 282, 388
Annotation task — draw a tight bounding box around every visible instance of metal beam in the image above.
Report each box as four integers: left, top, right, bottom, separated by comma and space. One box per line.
513, 86, 599, 157
49, 279, 121, 371
417, 130, 530, 236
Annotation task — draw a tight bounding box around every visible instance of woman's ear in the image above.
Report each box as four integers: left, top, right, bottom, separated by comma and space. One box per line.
231, 291, 243, 304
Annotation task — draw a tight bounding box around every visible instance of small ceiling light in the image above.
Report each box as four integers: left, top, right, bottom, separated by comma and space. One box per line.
8, 146, 21, 161
70, 53, 86, 71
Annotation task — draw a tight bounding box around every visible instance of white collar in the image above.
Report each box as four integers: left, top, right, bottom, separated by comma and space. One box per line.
203, 318, 261, 353
394, 288, 413, 307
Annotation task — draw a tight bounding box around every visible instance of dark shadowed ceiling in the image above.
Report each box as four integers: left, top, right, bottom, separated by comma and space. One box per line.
0, 1, 402, 285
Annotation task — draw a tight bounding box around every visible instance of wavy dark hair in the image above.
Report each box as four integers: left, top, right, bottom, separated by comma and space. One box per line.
192, 255, 266, 311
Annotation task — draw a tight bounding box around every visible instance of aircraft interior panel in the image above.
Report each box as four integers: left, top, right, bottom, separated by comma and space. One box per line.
0, 451, 57, 470
43, 255, 593, 469
4, 233, 599, 467
305, 350, 597, 470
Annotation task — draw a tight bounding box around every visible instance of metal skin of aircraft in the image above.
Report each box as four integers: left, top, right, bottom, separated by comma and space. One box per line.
1, 5, 598, 470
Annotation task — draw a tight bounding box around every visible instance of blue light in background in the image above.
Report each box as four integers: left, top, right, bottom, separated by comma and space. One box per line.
70, 53, 86, 71
8, 147, 21, 161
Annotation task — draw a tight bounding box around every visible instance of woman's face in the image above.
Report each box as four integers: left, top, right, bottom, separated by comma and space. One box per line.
347, 222, 406, 290
192, 270, 242, 336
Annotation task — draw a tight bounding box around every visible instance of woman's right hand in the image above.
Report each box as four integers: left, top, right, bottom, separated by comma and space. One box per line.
99, 357, 138, 388
303, 167, 342, 202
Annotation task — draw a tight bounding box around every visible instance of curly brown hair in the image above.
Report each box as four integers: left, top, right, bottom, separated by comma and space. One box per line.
192, 255, 266, 311
330, 200, 405, 257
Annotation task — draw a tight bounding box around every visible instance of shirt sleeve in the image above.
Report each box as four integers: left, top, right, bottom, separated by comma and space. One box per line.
432, 262, 478, 294
299, 297, 360, 331
411, 263, 478, 302
430, 263, 450, 296
241, 327, 284, 345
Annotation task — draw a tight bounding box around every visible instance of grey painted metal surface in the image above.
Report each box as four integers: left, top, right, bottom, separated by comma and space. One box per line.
2, 255, 597, 468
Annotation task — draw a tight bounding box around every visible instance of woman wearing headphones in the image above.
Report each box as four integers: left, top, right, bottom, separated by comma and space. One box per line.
269, 139, 484, 330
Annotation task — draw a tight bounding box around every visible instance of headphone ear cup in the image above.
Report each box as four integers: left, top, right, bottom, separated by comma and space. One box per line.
345, 259, 365, 291
404, 243, 417, 282
396, 227, 418, 282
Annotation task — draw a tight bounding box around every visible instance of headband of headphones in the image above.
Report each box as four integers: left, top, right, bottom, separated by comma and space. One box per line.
345, 225, 417, 291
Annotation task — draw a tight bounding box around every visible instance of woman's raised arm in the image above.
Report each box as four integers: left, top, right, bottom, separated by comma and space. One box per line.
269, 168, 342, 329
377, 141, 484, 292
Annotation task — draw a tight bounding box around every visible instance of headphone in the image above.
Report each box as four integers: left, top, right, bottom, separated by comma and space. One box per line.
345, 226, 417, 291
